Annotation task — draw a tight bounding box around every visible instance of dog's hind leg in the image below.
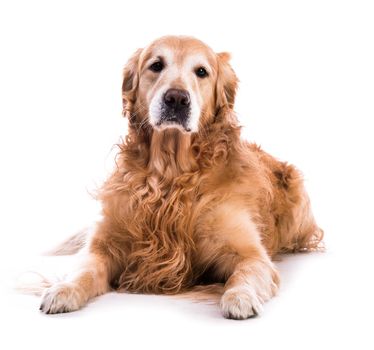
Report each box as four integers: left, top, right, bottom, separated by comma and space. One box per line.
274, 163, 324, 253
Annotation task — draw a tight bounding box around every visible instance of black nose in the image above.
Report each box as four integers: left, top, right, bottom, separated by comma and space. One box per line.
163, 89, 190, 110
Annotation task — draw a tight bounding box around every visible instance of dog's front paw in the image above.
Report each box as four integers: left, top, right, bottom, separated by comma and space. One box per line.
40, 282, 86, 314
220, 287, 263, 320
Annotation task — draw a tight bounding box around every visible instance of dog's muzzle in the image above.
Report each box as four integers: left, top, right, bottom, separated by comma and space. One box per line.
158, 88, 191, 131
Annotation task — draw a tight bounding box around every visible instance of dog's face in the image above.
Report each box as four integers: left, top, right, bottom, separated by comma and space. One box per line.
122, 36, 238, 133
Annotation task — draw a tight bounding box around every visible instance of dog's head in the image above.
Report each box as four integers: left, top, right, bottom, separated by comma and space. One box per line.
122, 36, 238, 133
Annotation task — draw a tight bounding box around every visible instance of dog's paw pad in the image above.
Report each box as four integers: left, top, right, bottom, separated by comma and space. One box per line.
40, 282, 84, 314
220, 287, 263, 320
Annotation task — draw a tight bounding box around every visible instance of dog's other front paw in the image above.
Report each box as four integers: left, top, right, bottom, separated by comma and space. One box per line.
40, 282, 86, 314
220, 287, 263, 320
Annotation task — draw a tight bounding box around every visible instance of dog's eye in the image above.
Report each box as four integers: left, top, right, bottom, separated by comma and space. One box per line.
149, 61, 164, 73
195, 67, 208, 78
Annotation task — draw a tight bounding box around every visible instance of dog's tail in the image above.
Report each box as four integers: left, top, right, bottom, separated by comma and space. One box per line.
44, 226, 92, 256
15, 272, 57, 296
15, 227, 92, 297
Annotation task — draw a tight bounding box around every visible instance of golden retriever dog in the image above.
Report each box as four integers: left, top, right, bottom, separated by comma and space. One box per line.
39, 36, 323, 319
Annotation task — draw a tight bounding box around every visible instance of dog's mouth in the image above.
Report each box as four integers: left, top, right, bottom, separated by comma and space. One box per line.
149, 88, 198, 133
155, 108, 191, 132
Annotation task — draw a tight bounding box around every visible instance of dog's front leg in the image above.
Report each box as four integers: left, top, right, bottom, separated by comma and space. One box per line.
199, 203, 280, 319
40, 253, 111, 314
220, 254, 279, 319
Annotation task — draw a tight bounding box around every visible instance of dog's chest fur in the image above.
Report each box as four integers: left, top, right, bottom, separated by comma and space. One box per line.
115, 130, 202, 294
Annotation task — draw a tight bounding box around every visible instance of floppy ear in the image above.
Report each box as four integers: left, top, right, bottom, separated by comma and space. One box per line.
215, 52, 239, 113
122, 48, 142, 117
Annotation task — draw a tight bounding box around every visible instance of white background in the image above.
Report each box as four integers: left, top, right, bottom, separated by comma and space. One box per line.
0, 0, 373, 349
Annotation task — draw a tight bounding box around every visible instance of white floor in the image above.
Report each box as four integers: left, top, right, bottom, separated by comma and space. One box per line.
1, 238, 372, 350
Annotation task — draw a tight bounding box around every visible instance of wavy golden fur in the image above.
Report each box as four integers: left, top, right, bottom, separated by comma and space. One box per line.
37, 36, 323, 319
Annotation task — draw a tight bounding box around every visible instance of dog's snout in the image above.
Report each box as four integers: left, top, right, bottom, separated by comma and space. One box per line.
164, 89, 191, 109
